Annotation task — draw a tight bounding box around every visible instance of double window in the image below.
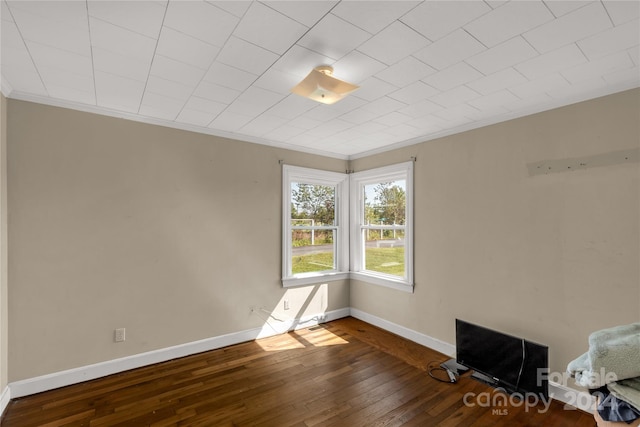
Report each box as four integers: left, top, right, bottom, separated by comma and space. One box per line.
282, 162, 413, 292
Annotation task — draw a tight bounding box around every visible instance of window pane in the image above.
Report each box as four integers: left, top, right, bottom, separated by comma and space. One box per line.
363, 180, 406, 225
363, 179, 406, 278
291, 183, 335, 225
363, 231, 405, 278
291, 230, 335, 274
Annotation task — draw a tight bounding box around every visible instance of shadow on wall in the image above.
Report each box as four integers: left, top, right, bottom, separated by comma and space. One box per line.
250, 284, 330, 338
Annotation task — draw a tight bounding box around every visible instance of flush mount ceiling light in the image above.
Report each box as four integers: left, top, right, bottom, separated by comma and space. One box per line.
290, 65, 359, 105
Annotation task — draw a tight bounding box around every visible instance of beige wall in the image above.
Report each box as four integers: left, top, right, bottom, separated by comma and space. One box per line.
7, 100, 349, 381
350, 89, 640, 380
0, 94, 7, 390
5, 89, 639, 387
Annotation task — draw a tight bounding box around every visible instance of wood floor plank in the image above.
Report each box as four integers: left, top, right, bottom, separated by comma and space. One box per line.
1, 317, 596, 426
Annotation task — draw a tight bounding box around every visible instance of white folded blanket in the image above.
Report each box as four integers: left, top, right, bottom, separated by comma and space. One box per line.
567, 323, 640, 388
609, 378, 640, 412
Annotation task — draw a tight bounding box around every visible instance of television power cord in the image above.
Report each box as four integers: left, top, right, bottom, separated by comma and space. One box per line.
428, 361, 458, 384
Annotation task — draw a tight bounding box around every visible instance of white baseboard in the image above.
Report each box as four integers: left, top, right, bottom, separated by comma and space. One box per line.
9, 307, 351, 399
350, 308, 456, 357
0, 385, 10, 418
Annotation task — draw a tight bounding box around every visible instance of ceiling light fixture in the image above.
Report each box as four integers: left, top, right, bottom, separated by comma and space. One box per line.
290, 65, 359, 105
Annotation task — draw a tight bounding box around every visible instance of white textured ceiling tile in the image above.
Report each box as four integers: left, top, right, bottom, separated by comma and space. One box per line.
341, 107, 383, 125
39, 65, 93, 95
94, 71, 145, 113
603, 66, 639, 85
193, 81, 240, 104
302, 105, 346, 122
432, 104, 479, 122
352, 76, 398, 102
524, 2, 612, 53
145, 75, 193, 102
206, 1, 251, 19
561, 51, 635, 83
332, 50, 387, 84
578, 19, 640, 60
400, 1, 491, 41
465, 36, 538, 75
209, 110, 253, 132
509, 73, 571, 98
7, 1, 87, 29
360, 96, 406, 116
140, 91, 185, 121
10, 7, 90, 56
183, 96, 226, 116
227, 86, 284, 117
1, 64, 46, 95
46, 85, 95, 105
202, 62, 256, 92
358, 21, 430, 66
629, 46, 640, 66
376, 56, 436, 87
286, 115, 323, 131
380, 123, 422, 138
150, 55, 206, 88
254, 68, 300, 95
156, 27, 219, 70
304, 118, 353, 138
88, 1, 166, 39
515, 44, 587, 80
332, 1, 420, 35
175, 108, 215, 127
92, 48, 150, 82
164, 1, 237, 47
26, 41, 92, 76
406, 114, 447, 131
503, 92, 553, 112
297, 13, 371, 60
464, 1, 554, 47
240, 114, 288, 137
265, 125, 307, 142
466, 68, 528, 95
413, 29, 486, 71
233, 2, 308, 55
374, 111, 412, 127
266, 94, 317, 120
543, 1, 593, 18
547, 76, 609, 100
486, 1, 508, 9
423, 62, 483, 91
217, 36, 279, 75
264, 1, 336, 27
467, 90, 521, 111
2, 1, 13, 22
388, 81, 439, 104
272, 45, 335, 78
603, 1, 640, 25
398, 99, 442, 118
429, 86, 481, 108
90, 17, 156, 63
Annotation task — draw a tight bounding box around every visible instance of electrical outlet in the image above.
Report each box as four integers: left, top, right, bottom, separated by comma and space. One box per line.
284, 299, 290, 310
114, 328, 126, 343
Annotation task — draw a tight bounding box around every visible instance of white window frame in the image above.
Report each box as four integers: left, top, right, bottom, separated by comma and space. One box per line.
282, 165, 349, 287
350, 161, 414, 292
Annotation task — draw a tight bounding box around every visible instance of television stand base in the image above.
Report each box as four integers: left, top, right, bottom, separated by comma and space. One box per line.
471, 371, 499, 387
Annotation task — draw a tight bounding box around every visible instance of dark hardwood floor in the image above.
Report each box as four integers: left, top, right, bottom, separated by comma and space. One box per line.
1, 317, 595, 426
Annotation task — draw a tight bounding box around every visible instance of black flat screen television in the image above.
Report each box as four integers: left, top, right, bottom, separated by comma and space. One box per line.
456, 319, 549, 400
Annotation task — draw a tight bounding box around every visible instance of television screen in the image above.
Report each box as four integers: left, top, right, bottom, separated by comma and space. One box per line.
456, 319, 548, 399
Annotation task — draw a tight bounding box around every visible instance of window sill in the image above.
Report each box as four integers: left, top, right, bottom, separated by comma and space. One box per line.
282, 272, 350, 288
349, 272, 414, 293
